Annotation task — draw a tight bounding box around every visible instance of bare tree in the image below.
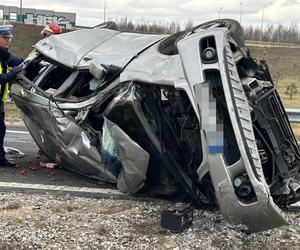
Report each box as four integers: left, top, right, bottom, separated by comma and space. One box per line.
184, 18, 193, 31
285, 83, 298, 100
114, 17, 300, 43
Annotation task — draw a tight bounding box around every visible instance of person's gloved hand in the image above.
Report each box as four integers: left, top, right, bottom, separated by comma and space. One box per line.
7, 65, 23, 81
10, 65, 23, 74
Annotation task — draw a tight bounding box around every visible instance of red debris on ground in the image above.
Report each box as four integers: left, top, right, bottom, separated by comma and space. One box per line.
20, 170, 27, 175
49, 171, 56, 177
40, 162, 57, 169
15, 165, 20, 169
28, 166, 37, 171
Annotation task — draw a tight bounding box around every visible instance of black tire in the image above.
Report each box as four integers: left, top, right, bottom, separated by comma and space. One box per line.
158, 19, 244, 56
92, 21, 118, 30
191, 19, 245, 47
158, 31, 188, 55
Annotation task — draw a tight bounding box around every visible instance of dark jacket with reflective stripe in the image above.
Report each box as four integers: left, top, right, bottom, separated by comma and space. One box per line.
0, 47, 23, 112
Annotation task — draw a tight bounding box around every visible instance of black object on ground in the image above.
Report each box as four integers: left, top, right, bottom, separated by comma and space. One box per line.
161, 202, 193, 233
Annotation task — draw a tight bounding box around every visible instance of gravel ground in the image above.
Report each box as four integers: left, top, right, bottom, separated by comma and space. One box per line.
0, 192, 299, 249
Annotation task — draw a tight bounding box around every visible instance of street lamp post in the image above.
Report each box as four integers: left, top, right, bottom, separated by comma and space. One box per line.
103, 0, 107, 23
218, 7, 223, 19
19, 0, 22, 23
260, 6, 265, 42
240, 2, 243, 24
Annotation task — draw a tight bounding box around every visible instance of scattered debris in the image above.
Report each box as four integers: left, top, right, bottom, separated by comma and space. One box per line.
40, 162, 57, 169
20, 170, 27, 176
28, 166, 37, 171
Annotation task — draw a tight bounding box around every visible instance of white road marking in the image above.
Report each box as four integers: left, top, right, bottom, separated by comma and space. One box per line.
6, 139, 33, 143
0, 181, 125, 196
7, 130, 30, 135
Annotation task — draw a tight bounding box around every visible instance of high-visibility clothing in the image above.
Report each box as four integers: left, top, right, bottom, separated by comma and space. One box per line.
0, 63, 9, 103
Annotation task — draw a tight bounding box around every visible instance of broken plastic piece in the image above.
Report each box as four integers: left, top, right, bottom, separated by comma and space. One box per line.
40, 162, 58, 169
89, 62, 107, 80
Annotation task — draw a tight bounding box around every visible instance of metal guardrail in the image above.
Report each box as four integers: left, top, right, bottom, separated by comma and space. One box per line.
286, 109, 300, 124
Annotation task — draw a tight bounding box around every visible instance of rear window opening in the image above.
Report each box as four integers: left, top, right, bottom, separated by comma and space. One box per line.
55, 71, 94, 98
39, 66, 73, 92
37, 66, 96, 99
27, 61, 109, 100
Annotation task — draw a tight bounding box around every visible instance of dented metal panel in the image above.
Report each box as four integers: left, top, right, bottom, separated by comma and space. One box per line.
35, 29, 120, 69
78, 32, 165, 69
12, 93, 117, 183
105, 118, 149, 193
35, 28, 165, 70
121, 44, 185, 86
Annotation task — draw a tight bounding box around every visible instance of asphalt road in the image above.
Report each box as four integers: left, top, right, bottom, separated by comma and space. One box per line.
5, 127, 39, 154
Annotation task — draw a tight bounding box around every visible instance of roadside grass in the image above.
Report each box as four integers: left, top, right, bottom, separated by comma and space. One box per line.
249, 46, 300, 82
276, 82, 300, 109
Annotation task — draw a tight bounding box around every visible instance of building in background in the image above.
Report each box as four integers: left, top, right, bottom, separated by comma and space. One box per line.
0, 5, 76, 29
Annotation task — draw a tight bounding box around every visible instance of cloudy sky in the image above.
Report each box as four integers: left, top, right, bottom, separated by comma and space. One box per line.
1, 0, 300, 27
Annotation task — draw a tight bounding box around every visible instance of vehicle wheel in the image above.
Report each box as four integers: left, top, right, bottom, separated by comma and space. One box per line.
93, 21, 118, 30
191, 19, 245, 47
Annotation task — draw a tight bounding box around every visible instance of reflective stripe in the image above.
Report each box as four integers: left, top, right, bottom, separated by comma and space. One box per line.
0, 63, 9, 103
2, 83, 8, 102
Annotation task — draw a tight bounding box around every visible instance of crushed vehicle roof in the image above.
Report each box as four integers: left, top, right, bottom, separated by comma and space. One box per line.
35, 28, 166, 69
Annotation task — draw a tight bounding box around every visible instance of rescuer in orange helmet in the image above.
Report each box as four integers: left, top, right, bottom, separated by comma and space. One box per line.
41, 22, 62, 38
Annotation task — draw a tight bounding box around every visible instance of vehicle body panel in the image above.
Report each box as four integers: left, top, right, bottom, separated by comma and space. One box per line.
35, 29, 165, 69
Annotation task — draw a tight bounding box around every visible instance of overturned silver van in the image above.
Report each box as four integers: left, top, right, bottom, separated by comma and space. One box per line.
11, 19, 300, 232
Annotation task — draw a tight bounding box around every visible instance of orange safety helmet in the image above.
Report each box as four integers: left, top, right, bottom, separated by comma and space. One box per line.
41, 22, 62, 37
